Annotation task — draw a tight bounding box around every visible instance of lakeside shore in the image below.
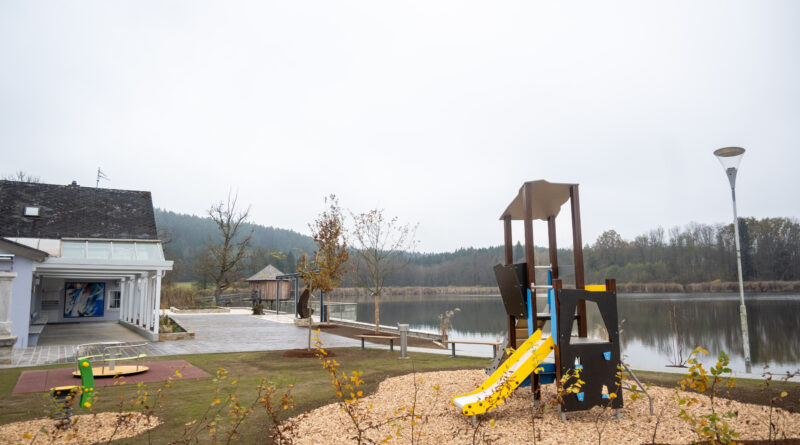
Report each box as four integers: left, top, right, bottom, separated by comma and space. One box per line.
160, 280, 800, 308
328, 280, 800, 297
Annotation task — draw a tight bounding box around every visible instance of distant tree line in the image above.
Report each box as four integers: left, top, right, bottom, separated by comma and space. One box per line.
583, 217, 800, 284
156, 209, 314, 285
157, 209, 799, 288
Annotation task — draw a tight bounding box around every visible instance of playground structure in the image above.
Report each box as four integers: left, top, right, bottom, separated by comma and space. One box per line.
72, 342, 148, 378
51, 357, 96, 428
452, 180, 650, 419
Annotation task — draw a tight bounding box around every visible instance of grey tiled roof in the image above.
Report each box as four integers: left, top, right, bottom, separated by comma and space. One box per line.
0, 180, 159, 240
0, 237, 48, 260
247, 264, 283, 281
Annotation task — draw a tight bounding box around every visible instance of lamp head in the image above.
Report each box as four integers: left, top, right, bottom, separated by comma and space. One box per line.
714, 146, 745, 189
714, 146, 745, 171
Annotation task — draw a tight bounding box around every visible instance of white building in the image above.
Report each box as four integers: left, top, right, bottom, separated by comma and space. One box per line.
0, 180, 173, 348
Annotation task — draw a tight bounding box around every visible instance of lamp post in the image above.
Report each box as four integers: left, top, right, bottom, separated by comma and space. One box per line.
714, 146, 752, 373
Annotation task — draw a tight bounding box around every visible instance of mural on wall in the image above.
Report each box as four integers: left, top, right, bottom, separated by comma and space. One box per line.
64, 282, 105, 318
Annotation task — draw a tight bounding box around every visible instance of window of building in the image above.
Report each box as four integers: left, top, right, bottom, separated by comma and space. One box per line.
23, 206, 40, 217
111, 242, 136, 260
87, 242, 112, 260
109, 290, 121, 310
60, 240, 164, 261
135, 242, 163, 260
61, 241, 86, 258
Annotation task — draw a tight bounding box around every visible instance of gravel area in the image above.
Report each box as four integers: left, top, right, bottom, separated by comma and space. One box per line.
291, 369, 800, 444
0, 412, 161, 444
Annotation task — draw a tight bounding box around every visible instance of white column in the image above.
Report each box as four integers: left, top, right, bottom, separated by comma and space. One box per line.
128, 278, 135, 322
145, 273, 154, 329
127, 278, 135, 323
122, 278, 128, 322
0, 272, 18, 363
146, 274, 154, 330
119, 278, 126, 322
139, 274, 147, 327
153, 271, 162, 334
142, 275, 150, 329
135, 276, 142, 325
126, 278, 133, 323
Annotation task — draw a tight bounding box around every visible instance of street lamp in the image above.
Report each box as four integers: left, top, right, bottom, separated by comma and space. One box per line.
714, 146, 752, 373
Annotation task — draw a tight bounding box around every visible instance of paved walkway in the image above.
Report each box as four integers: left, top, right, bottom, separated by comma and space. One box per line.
2, 313, 362, 369
38, 321, 149, 345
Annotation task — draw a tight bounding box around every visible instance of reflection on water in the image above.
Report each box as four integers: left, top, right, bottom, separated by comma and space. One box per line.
345, 293, 800, 373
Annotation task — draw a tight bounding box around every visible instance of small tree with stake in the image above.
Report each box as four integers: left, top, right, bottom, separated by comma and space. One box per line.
349, 208, 417, 333
297, 195, 350, 350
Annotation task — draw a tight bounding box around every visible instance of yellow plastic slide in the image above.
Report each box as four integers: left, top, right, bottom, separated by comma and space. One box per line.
451, 329, 554, 416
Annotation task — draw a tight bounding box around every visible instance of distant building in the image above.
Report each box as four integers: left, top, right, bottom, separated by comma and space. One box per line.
0, 180, 173, 348
247, 265, 291, 301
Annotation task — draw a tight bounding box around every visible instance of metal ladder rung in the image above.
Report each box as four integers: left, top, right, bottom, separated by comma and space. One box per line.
533, 265, 552, 270
531, 285, 553, 289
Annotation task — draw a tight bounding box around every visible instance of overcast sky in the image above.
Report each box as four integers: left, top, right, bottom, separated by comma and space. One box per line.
2, 1, 798, 252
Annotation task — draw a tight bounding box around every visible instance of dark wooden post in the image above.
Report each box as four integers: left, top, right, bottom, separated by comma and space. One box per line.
547, 215, 559, 280
605, 279, 616, 293
570, 185, 588, 338
522, 182, 541, 401
503, 215, 516, 349
552, 279, 563, 386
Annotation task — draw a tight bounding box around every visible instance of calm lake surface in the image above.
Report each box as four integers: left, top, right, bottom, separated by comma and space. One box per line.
339, 293, 800, 374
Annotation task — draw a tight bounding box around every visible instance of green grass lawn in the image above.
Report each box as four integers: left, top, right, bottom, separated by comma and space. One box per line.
2, 351, 797, 444
0, 348, 488, 444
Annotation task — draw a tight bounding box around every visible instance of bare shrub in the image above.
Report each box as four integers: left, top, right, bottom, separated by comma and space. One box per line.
160, 285, 200, 309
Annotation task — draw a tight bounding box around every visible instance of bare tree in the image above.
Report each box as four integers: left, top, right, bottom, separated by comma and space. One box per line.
297, 195, 350, 349
3, 171, 40, 182
349, 208, 418, 332
201, 191, 253, 305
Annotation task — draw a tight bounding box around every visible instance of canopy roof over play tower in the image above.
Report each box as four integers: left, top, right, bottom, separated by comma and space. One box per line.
499, 180, 577, 221
498, 179, 588, 349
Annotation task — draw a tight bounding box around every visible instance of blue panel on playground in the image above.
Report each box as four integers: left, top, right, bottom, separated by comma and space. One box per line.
521, 372, 555, 386
576, 392, 585, 402
533, 362, 556, 385
603, 351, 611, 360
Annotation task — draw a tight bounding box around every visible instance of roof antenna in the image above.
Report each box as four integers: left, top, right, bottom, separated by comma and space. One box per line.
96, 168, 110, 188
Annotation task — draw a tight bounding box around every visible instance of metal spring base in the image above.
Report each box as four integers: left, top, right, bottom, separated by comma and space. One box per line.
51, 387, 78, 429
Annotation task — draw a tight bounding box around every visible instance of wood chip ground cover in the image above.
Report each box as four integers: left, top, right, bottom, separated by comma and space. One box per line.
0, 412, 161, 444
291, 369, 800, 444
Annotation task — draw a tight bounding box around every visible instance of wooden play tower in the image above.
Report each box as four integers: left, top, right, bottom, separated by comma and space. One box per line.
451, 179, 653, 418
499, 179, 589, 399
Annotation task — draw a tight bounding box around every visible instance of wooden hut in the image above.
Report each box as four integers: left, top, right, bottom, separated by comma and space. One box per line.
247, 265, 291, 301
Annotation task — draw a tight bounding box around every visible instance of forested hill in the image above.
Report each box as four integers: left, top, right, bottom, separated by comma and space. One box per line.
154, 209, 316, 282
155, 209, 800, 287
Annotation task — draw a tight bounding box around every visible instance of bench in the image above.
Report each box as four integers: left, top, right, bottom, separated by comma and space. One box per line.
356, 335, 401, 352
443, 340, 503, 358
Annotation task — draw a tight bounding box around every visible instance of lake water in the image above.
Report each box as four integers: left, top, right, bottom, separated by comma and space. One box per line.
337, 293, 800, 374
